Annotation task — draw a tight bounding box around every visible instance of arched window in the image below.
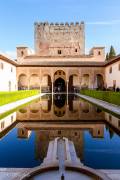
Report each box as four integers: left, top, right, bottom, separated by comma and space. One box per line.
21, 51, 24, 56
75, 48, 78, 52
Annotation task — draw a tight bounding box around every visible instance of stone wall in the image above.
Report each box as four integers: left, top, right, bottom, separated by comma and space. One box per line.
105, 60, 120, 89
0, 59, 17, 91
34, 22, 85, 56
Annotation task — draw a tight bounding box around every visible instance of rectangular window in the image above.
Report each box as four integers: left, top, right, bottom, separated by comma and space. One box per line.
11, 67, 13, 72
118, 64, 120, 71
109, 67, 112, 74
1, 122, 4, 129
0, 62, 4, 70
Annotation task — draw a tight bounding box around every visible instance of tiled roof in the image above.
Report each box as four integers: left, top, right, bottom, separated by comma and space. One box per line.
104, 54, 120, 66
24, 54, 92, 59
0, 54, 17, 66
1, 53, 120, 67
19, 60, 105, 67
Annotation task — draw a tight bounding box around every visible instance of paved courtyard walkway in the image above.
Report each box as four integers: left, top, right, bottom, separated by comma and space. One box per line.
77, 93, 120, 116
0, 93, 45, 115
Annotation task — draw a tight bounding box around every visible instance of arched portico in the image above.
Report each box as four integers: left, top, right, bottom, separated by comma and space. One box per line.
17, 67, 105, 92
29, 74, 40, 90
95, 74, 104, 90
54, 70, 66, 93
81, 74, 90, 89
68, 74, 79, 92
18, 74, 28, 90
41, 74, 52, 92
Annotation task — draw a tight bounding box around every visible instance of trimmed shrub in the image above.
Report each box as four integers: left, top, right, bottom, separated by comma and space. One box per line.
0, 90, 39, 106
80, 90, 120, 106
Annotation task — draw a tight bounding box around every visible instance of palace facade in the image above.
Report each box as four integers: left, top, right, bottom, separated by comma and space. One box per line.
0, 21, 120, 92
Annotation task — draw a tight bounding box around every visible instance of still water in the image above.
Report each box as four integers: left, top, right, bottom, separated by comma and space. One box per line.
0, 94, 120, 169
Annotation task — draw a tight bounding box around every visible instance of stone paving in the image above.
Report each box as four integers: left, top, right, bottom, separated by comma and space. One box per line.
1, 168, 120, 180
0, 168, 30, 180
100, 170, 120, 180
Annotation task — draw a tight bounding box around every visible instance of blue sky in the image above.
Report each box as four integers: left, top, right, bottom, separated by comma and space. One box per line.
0, 0, 120, 58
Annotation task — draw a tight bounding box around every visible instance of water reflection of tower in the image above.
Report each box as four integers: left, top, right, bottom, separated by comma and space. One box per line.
35, 129, 84, 162
35, 130, 50, 161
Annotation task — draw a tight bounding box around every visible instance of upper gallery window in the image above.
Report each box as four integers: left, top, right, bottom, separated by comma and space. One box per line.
58, 50, 62, 55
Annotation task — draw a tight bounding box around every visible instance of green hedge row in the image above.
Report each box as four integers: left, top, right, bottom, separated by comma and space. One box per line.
80, 90, 120, 106
0, 90, 39, 106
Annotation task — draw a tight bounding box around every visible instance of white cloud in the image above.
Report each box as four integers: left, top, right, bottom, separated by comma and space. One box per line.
87, 20, 120, 26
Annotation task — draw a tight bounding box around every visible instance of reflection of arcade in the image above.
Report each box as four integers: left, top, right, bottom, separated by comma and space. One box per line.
17, 94, 106, 121
54, 94, 66, 117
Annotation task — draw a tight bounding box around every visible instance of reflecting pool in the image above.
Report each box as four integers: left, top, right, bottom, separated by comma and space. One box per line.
0, 94, 120, 169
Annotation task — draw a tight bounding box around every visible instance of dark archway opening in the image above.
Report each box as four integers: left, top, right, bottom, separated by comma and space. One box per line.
96, 74, 104, 90
54, 78, 66, 92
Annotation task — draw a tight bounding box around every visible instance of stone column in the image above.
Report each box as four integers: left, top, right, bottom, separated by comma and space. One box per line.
52, 81, 54, 105
40, 69, 42, 93
79, 69, 82, 90
66, 80, 69, 106
40, 79, 41, 93
28, 78, 30, 90
90, 72, 95, 89
27, 69, 30, 90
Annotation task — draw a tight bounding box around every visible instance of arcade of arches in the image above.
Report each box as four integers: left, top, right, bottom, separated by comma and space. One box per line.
17, 68, 105, 92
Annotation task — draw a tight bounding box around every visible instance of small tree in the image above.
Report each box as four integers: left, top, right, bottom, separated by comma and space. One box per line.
106, 53, 109, 61
109, 45, 116, 59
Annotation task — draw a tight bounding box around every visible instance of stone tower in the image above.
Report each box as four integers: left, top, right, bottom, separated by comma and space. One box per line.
34, 22, 85, 56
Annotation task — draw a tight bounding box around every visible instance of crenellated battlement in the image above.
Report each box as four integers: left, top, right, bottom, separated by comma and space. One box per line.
34, 21, 84, 28
34, 21, 85, 56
